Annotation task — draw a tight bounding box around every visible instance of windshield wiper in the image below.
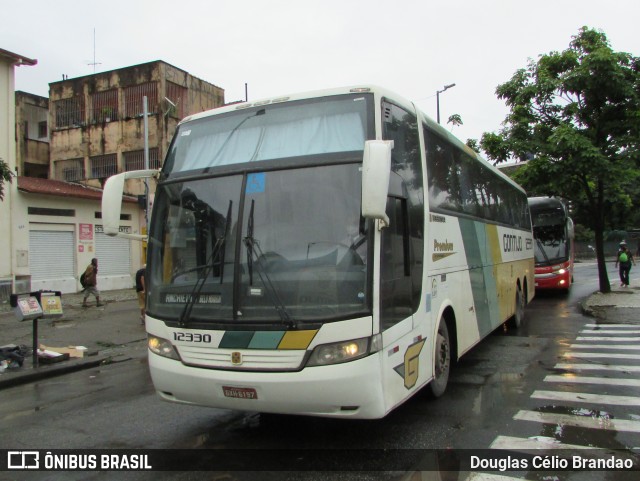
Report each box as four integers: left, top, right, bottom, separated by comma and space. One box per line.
534, 236, 551, 266
243, 199, 296, 329
179, 200, 232, 327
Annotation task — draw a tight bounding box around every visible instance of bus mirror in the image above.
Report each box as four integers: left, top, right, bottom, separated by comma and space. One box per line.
362, 140, 392, 227
102, 169, 158, 239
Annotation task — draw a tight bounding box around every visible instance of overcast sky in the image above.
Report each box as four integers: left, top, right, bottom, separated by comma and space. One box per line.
2, 0, 638, 145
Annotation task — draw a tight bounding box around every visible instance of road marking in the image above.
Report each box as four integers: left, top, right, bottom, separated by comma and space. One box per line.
532, 390, 640, 406
580, 330, 640, 334
563, 352, 640, 360
466, 474, 525, 481
545, 374, 640, 388
584, 324, 639, 328
555, 363, 640, 372
490, 435, 596, 451
570, 344, 640, 350
514, 410, 640, 433
576, 336, 640, 342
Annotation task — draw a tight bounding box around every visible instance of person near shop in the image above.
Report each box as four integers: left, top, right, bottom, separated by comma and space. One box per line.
81, 258, 103, 307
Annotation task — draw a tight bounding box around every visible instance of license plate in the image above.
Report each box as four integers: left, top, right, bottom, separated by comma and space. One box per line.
223, 386, 258, 400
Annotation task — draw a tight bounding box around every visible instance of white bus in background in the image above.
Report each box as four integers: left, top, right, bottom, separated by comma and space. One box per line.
102, 85, 534, 419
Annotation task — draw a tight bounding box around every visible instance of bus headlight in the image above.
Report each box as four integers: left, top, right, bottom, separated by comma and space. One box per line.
148, 335, 180, 360
306, 337, 371, 367
557, 268, 566, 275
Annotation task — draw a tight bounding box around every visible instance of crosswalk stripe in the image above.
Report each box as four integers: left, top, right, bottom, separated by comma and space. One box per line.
556, 362, 640, 372
514, 410, 640, 433
576, 336, 640, 341
490, 435, 597, 451
545, 374, 640, 388
584, 324, 638, 328
563, 352, 640, 360
466, 474, 525, 481
532, 390, 640, 406
570, 344, 640, 350
580, 330, 640, 334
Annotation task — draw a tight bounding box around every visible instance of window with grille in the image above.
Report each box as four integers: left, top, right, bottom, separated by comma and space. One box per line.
166, 82, 187, 119
91, 89, 119, 123
55, 159, 85, 182
124, 82, 158, 118
124, 148, 161, 171
89, 154, 118, 179
54, 97, 85, 128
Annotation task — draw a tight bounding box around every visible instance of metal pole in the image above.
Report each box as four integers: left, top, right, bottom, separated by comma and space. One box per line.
32, 318, 39, 368
143, 96, 150, 234
436, 83, 455, 124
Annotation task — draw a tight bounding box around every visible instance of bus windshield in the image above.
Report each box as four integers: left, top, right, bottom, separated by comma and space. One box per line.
164, 95, 370, 173
147, 164, 369, 325
532, 209, 569, 265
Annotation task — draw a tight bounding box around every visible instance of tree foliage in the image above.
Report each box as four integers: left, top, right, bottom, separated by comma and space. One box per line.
0, 157, 13, 201
480, 27, 640, 293
447, 114, 463, 128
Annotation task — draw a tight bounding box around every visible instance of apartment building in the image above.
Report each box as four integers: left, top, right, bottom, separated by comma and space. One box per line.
48, 60, 224, 195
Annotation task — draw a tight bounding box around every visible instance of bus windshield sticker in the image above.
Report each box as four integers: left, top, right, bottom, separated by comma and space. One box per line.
246, 173, 266, 194
181, 130, 191, 136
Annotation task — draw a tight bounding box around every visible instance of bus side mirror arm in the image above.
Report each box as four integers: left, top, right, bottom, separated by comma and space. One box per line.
362, 140, 393, 229
102, 169, 159, 240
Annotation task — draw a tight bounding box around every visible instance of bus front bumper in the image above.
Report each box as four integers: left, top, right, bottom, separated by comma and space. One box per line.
148, 350, 387, 419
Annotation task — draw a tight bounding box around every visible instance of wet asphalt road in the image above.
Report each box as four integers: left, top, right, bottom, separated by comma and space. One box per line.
1, 262, 637, 481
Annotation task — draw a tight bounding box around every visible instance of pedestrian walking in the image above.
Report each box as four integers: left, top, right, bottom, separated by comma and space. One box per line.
82, 258, 103, 307
615, 241, 636, 287
135, 264, 146, 324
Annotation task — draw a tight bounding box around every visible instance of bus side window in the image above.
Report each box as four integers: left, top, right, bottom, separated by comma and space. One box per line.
380, 196, 412, 331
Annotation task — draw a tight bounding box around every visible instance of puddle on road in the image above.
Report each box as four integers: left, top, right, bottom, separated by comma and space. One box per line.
531, 405, 637, 451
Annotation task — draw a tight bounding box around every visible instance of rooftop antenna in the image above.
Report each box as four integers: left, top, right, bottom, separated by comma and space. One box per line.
88, 28, 101, 73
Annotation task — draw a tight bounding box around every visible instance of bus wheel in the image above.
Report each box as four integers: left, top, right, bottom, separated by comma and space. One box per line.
511, 285, 525, 328
428, 319, 450, 398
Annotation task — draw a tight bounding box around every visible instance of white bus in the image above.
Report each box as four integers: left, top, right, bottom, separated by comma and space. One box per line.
102, 86, 534, 419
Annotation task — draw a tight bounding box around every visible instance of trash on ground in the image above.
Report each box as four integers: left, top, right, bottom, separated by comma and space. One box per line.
39, 344, 87, 359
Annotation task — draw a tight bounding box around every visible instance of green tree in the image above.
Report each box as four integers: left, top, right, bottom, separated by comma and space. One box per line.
447, 114, 463, 129
480, 27, 640, 293
466, 138, 481, 153
0, 157, 13, 201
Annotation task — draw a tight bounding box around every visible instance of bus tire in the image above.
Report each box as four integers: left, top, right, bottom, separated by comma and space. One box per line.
511, 285, 525, 328
427, 319, 451, 398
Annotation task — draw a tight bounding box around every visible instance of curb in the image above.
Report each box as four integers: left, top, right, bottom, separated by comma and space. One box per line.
0, 354, 111, 391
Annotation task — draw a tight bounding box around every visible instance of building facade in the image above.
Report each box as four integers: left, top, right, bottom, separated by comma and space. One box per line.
15, 91, 49, 178
0, 48, 37, 302
1, 58, 225, 302
48, 60, 224, 196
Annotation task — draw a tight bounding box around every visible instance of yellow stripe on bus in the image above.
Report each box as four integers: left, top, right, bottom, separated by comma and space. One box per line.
278, 330, 319, 350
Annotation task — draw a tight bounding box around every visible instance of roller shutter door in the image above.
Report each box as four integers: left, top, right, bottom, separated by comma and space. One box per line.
95, 232, 131, 275
29, 230, 75, 280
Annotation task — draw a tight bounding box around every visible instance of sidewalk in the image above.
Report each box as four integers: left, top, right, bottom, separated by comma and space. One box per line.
1, 281, 639, 391
0, 288, 147, 390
